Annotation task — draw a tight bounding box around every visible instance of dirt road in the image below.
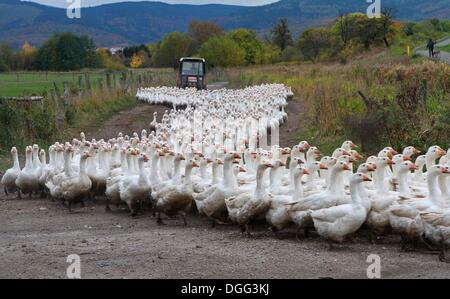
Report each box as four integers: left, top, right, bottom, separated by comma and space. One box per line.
1, 100, 449, 279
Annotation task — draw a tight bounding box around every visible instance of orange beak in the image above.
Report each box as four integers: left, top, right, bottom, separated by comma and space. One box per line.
239, 166, 246, 173
302, 168, 310, 175
441, 167, 450, 174
342, 150, 351, 156
409, 163, 418, 171
363, 175, 372, 182
319, 163, 328, 170
350, 142, 357, 149
387, 159, 394, 166
438, 149, 446, 156
343, 163, 351, 171
265, 163, 274, 168
403, 155, 410, 161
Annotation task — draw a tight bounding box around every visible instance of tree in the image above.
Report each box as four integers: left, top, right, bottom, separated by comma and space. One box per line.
298, 28, 332, 63
0, 58, 8, 72
130, 53, 142, 68
188, 20, 224, 52
228, 28, 264, 64
348, 14, 382, 49
0, 43, 13, 71
335, 13, 354, 47
271, 18, 293, 51
261, 43, 281, 64
152, 32, 191, 67
198, 36, 246, 67
123, 44, 150, 58
379, 8, 395, 48
15, 41, 37, 70
34, 33, 99, 71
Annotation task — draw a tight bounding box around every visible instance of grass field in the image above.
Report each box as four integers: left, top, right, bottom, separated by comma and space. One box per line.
0, 69, 176, 97
437, 44, 450, 52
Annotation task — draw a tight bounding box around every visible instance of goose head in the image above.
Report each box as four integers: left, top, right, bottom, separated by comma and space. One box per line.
357, 163, 376, 174
350, 150, 363, 162
366, 156, 378, 164
351, 173, 372, 184
378, 149, 393, 159
11, 147, 18, 155
342, 140, 357, 151
377, 156, 394, 168
398, 160, 418, 173
332, 148, 350, 158
383, 147, 397, 156
308, 161, 328, 172
307, 146, 322, 161
403, 146, 420, 158
426, 146, 446, 160
392, 154, 410, 165
298, 141, 310, 152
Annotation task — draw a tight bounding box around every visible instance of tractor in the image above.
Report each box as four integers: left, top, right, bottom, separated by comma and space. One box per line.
176, 57, 207, 90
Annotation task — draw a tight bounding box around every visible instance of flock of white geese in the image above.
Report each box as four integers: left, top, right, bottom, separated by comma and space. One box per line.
1, 84, 450, 263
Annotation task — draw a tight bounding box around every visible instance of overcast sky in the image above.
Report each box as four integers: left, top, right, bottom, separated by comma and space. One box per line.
24, 0, 278, 7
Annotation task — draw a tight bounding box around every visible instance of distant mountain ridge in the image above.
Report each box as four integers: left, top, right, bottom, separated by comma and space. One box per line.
0, 0, 448, 48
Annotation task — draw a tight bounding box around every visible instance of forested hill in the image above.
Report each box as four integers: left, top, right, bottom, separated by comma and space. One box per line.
0, 0, 448, 48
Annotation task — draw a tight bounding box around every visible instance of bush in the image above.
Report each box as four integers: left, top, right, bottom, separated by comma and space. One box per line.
0, 58, 8, 72
152, 32, 191, 68
198, 36, 246, 67
34, 33, 98, 71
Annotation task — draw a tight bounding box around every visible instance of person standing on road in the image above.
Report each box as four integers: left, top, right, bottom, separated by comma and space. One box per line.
427, 39, 436, 57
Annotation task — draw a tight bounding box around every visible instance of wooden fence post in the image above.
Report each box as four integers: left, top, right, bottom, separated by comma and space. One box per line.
138, 74, 142, 88
85, 73, 91, 96
63, 81, 71, 106
51, 89, 64, 130
106, 73, 111, 93
78, 75, 83, 98
98, 78, 103, 95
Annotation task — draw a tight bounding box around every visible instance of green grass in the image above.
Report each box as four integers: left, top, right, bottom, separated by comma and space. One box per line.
227, 53, 450, 155
437, 44, 450, 52
0, 68, 176, 97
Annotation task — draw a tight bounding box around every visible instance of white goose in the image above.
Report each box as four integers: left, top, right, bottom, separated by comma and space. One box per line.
1, 147, 21, 198
225, 162, 274, 235
155, 159, 199, 225
119, 154, 151, 216
311, 173, 371, 247
59, 152, 92, 212
266, 166, 309, 234
15, 146, 40, 199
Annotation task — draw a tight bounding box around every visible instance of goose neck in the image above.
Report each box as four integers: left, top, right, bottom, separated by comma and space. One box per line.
349, 181, 362, 204
398, 170, 410, 195
293, 174, 304, 200
13, 151, 20, 170
24, 152, 33, 170
438, 175, 449, 199
427, 171, 441, 204
374, 165, 388, 194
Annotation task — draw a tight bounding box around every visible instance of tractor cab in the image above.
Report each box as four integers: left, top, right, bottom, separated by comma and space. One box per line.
177, 57, 207, 90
